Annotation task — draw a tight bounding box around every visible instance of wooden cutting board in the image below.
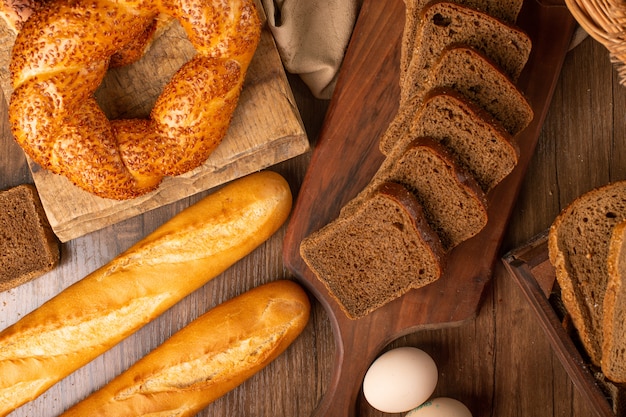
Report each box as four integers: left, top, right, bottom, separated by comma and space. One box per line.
283, 0, 577, 415
0, 11, 308, 242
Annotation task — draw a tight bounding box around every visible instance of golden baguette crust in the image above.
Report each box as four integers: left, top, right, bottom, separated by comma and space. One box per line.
60, 280, 310, 416
0, 171, 292, 416
8, 0, 261, 199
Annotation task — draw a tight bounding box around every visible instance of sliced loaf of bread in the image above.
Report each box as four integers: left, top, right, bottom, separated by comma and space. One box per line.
400, 0, 525, 80
602, 219, 626, 382
300, 182, 446, 319
0, 184, 60, 292
342, 137, 488, 251
401, 1, 532, 106
548, 181, 626, 367
380, 88, 519, 191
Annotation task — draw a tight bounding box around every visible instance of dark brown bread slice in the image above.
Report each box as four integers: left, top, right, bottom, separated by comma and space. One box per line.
548, 181, 626, 367
380, 88, 518, 191
342, 136, 488, 251
300, 182, 446, 320
602, 219, 626, 382
381, 46, 533, 156
0, 184, 60, 291
401, 1, 531, 105
400, 0, 524, 80
428, 45, 534, 135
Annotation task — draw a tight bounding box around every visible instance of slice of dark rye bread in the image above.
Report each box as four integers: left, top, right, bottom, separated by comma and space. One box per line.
0, 184, 60, 292
400, 0, 525, 80
380, 88, 519, 192
300, 182, 446, 320
603, 219, 626, 383
428, 46, 534, 135
548, 181, 626, 368
400, 1, 532, 106
341, 137, 488, 251
381, 45, 534, 156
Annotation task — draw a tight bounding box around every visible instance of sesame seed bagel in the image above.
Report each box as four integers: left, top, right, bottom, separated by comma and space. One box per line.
8, 0, 261, 200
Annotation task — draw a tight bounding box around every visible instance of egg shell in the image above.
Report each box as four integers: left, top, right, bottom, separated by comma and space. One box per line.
362, 346, 438, 413
406, 397, 473, 417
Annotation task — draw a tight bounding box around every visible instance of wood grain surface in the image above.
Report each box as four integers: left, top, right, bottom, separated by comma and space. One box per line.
0, 15, 308, 242
1, 1, 626, 416
282, 1, 576, 415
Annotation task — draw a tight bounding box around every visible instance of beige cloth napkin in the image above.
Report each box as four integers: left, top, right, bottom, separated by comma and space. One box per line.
261, 0, 361, 99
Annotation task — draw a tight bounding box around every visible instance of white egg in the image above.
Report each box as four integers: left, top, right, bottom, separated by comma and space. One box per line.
362, 346, 438, 413
406, 397, 472, 417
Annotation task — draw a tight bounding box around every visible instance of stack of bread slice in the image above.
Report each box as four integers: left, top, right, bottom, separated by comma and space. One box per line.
549, 181, 626, 384
301, 0, 533, 319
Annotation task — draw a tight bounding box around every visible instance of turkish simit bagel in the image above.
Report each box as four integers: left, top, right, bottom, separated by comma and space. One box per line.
7, 0, 261, 200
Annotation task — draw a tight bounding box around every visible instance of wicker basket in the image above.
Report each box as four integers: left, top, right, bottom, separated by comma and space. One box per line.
566, 0, 626, 83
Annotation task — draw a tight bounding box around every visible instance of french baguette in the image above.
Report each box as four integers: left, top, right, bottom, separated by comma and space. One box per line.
60, 280, 310, 416
0, 170, 292, 416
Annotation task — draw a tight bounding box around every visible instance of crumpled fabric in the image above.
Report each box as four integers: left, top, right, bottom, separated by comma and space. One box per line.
261, 0, 361, 99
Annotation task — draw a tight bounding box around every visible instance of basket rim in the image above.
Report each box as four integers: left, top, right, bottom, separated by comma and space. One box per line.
565, 0, 624, 44
565, 0, 626, 86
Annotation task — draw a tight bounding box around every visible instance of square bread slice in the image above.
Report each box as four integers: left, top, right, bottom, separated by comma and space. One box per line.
401, 0, 525, 81
548, 181, 626, 367
300, 182, 446, 320
380, 87, 519, 192
342, 136, 488, 251
0, 184, 60, 291
401, 0, 531, 106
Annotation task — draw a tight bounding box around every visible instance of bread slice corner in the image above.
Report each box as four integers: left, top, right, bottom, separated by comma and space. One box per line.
300, 181, 446, 319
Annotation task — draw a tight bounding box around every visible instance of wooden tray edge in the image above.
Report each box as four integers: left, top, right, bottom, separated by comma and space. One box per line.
502, 232, 618, 417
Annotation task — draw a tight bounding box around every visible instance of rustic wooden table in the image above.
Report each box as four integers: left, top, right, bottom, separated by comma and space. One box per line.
1, 17, 624, 417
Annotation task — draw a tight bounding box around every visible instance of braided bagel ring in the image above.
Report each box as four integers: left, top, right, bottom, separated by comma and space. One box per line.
9, 0, 261, 200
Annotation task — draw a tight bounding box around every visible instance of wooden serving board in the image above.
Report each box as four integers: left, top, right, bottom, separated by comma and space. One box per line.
0, 12, 308, 242
283, 0, 577, 415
